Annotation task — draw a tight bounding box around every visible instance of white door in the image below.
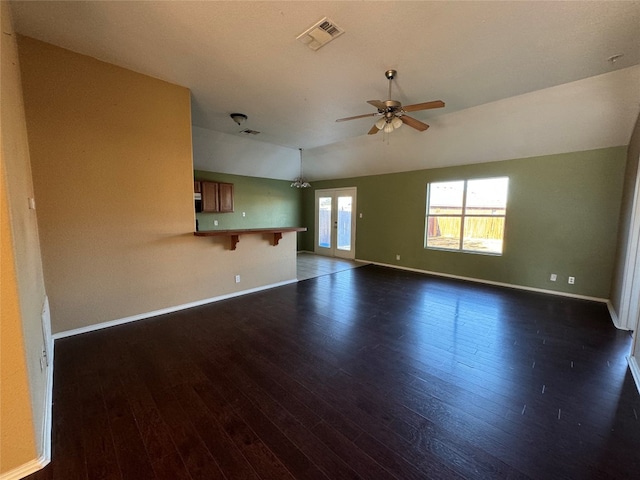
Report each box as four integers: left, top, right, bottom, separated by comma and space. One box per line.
315, 188, 356, 259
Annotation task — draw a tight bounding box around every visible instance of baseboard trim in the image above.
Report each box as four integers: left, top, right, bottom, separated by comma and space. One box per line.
0, 308, 54, 480
41, 335, 53, 467
0, 454, 48, 480
53, 279, 297, 340
359, 260, 609, 304
607, 301, 628, 330
41, 297, 54, 468
629, 356, 640, 395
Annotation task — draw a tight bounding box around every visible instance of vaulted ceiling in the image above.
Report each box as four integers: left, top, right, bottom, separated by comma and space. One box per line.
10, 1, 640, 180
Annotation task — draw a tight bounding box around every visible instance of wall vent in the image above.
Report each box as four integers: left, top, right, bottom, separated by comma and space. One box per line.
297, 17, 345, 51
240, 129, 260, 135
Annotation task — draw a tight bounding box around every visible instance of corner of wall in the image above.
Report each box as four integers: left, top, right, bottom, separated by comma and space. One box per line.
1, 2, 51, 477
606, 300, 626, 330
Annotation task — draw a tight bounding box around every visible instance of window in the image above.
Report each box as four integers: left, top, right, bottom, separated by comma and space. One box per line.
425, 177, 509, 255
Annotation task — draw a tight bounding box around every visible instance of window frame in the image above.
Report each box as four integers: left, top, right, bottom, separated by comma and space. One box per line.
425, 176, 509, 256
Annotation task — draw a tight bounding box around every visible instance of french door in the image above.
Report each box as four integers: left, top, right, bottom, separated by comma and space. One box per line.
315, 187, 357, 259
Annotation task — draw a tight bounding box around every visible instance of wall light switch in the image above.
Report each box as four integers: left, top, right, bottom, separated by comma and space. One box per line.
214, 220, 219, 226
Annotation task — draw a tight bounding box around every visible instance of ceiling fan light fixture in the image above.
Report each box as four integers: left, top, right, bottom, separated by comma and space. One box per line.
335, 70, 445, 136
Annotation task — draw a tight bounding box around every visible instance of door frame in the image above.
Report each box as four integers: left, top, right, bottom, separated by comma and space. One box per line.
314, 187, 357, 260
618, 160, 640, 332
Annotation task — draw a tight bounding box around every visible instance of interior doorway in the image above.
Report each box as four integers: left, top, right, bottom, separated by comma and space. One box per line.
314, 187, 357, 259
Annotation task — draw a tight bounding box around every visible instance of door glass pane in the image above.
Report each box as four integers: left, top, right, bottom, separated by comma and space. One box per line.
337, 195, 352, 251
318, 196, 332, 248
428, 181, 464, 215
426, 216, 461, 250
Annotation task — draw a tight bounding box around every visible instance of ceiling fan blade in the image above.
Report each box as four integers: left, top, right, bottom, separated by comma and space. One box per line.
367, 100, 387, 110
336, 112, 380, 122
402, 100, 445, 112
401, 115, 430, 131
368, 124, 380, 135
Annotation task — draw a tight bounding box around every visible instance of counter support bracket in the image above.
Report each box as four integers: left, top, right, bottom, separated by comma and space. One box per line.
194, 227, 306, 251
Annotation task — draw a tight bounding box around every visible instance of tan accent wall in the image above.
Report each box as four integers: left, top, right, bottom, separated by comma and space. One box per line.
1, 2, 47, 474
18, 36, 297, 335
1, 148, 37, 474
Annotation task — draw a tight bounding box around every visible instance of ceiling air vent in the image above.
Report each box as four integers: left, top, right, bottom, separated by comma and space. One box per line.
240, 129, 260, 135
297, 17, 344, 51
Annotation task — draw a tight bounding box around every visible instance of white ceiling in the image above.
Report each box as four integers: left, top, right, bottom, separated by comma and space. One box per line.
10, 1, 640, 180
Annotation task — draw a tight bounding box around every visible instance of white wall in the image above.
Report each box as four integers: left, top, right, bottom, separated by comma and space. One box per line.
192, 126, 300, 180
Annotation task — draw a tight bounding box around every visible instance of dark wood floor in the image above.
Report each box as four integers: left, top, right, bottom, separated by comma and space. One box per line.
27, 265, 640, 480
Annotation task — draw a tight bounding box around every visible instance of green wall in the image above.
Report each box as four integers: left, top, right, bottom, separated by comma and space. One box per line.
195, 170, 302, 232
301, 147, 626, 298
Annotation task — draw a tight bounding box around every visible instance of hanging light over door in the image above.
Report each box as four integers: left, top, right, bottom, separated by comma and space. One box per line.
291, 148, 311, 188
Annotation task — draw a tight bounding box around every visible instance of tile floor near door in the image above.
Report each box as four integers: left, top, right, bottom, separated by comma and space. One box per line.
296, 251, 364, 281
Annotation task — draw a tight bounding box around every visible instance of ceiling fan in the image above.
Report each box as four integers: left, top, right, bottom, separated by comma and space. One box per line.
336, 70, 445, 135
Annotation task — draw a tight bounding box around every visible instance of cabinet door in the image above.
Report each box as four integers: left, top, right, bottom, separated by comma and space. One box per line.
201, 181, 219, 212
219, 183, 234, 213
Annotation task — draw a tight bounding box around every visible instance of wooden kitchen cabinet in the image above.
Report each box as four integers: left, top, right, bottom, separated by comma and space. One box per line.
218, 182, 234, 213
201, 181, 219, 212
197, 181, 234, 213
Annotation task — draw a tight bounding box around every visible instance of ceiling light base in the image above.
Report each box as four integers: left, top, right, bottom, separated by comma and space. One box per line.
230, 113, 248, 125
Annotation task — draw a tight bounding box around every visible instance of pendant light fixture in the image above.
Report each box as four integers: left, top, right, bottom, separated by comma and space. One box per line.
291, 148, 311, 188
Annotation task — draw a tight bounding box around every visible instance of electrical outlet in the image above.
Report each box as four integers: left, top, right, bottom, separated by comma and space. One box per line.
396, 254, 400, 261
235, 275, 241, 283
242, 212, 246, 217
568, 276, 575, 285
550, 274, 557, 282
359, 213, 363, 218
